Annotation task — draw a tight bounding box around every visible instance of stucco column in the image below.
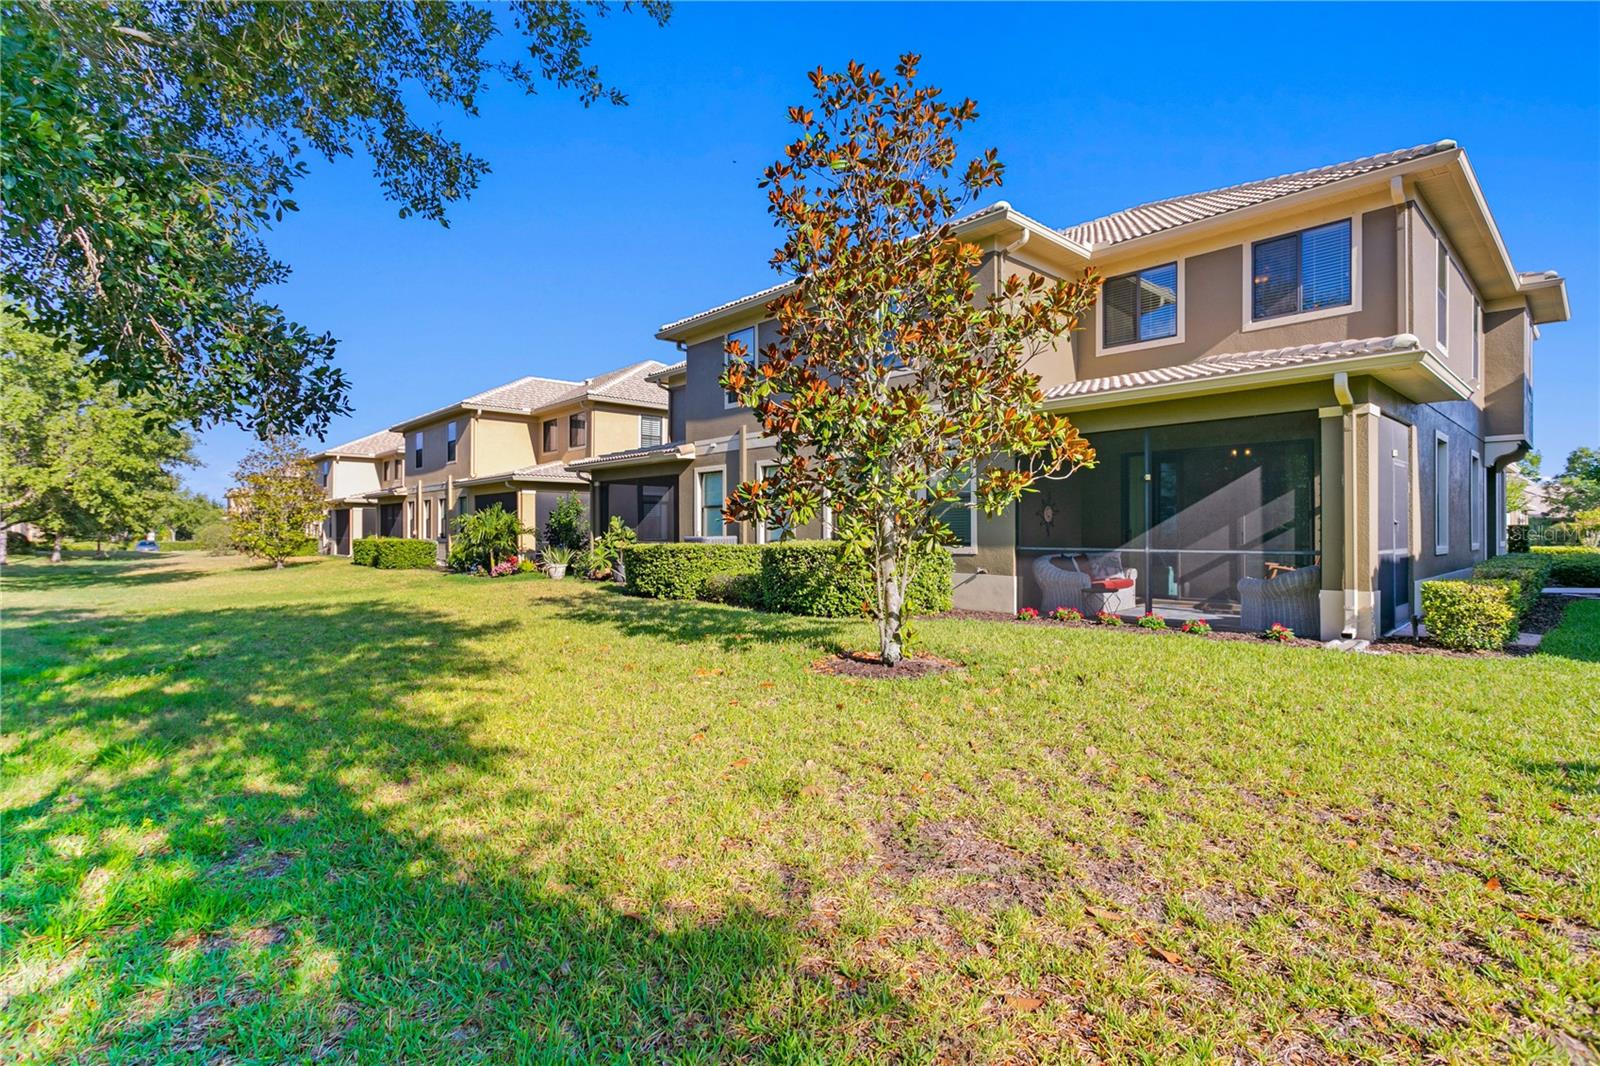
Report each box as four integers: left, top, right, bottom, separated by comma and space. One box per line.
1317, 408, 1345, 641
1346, 403, 1382, 640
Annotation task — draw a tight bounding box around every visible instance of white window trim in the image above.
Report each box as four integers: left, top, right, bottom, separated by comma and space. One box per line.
1094, 258, 1186, 357
639, 414, 664, 449
1470, 450, 1483, 552
1433, 430, 1450, 556
926, 464, 978, 555
1240, 214, 1362, 333
723, 325, 757, 410
1436, 239, 1450, 358
695, 467, 726, 537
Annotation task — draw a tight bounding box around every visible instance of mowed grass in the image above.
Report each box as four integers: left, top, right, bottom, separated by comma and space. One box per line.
1, 554, 1596, 1064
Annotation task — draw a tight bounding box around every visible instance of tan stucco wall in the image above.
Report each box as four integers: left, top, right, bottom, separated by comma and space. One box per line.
1481, 306, 1533, 438
407, 417, 472, 483
471, 415, 537, 477
592, 407, 646, 457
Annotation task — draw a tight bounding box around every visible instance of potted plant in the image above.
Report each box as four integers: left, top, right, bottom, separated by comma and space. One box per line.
542, 545, 573, 580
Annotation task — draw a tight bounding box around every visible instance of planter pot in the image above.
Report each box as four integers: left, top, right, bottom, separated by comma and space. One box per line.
546, 564, 568, 580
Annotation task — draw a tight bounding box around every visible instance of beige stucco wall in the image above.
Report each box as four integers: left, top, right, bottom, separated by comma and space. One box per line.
471, 415, 537, 477
1481, 306, 1533, 438
406, 417, 472, 483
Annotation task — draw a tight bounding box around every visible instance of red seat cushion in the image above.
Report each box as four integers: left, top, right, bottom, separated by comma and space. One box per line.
1088, 578, 1134, 591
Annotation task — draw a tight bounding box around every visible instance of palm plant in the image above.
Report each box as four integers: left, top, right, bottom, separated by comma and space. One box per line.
447, 505, 529, 573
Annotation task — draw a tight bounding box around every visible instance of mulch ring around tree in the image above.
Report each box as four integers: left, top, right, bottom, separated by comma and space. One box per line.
810, 650, 964, 679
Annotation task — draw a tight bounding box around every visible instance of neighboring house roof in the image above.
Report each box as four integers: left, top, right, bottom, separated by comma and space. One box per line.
458, 461, 588, 487
645, 360, 687, 384
390, 360, 668, 431
567, 441, 696, 471
1059, 141, 1456, 248
1041, 334, 1474, 410
311, 429, 404, 459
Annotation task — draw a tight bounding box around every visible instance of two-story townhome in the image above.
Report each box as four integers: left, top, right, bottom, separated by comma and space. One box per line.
577, 141, 1568, 640
342, 360, 667, 559
308, 430, 405, 555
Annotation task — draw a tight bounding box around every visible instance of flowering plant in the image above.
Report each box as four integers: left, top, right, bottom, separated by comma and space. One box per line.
1136, 612, 1167, 630
1262, 623, 1295, 642
1096, 610, 1124, 626
489, 556, 520, 578
1050, 606, 1083, 623
1016, 606, 1039, 620
1180, 619, 1212, 635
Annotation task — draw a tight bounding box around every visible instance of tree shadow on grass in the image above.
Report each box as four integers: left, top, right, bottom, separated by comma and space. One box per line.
2, 599, 894, 1060
0, 554, 218, 591
1514, 760, 1600, 796
542, 583, 855, 655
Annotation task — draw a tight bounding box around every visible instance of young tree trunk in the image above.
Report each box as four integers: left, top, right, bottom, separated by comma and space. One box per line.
51, 531, 64, 563
274, 557, 285, 569
0, 525, 9, 567
875, 518, 907, 666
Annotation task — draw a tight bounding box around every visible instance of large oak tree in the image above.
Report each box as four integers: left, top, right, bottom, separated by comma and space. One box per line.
1, 1, 669, 437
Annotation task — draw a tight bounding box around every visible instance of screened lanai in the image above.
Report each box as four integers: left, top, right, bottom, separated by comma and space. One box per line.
1017, 411, 1323, 628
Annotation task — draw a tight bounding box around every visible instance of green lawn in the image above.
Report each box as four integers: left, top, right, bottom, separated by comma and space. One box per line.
2, 555, 1596, 1064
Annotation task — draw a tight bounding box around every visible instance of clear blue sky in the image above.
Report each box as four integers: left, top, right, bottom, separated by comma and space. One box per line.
187, 1, 1600, 497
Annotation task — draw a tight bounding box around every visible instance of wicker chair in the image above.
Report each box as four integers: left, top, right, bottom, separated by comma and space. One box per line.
1238, 564, 1321, 635
1032, 553, 1139, 615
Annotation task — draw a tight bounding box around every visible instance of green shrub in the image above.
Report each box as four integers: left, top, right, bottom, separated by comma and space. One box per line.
1420, 580, 1520, 650
543, 493, 588, 552
1531, 546, 1600, 587
196, 521, 233, 555
1506, 524, 1529, 553
759, 542, 953, 618
700, 571, 766, 608
1421, 553, 1554, 650
157, 539, 205, 551
623, 543, 763, 599
368, 537, 437, 570
352, 537, 379, 566
1472, 553, 1553, 617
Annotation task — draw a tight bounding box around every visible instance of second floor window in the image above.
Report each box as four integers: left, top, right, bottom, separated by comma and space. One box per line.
446, 421, 458, 462
1102, 262, 1178, 348
1251, 219, 1352, 321
725, 326, 755, 408
542, 419, 557, 453
412, 431, 423, 469
569, 413, 587, 449
640, 415, 663, 448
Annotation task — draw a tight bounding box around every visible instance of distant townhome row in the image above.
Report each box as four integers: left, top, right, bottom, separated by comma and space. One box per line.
318, 139, 1568, 641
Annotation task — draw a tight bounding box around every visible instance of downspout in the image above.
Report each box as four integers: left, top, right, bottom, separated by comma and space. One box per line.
1333, 371, 1358, 638
996, 227, 1031, 297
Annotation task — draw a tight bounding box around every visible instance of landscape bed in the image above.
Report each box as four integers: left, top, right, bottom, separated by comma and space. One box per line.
2, 554, 1596, 1063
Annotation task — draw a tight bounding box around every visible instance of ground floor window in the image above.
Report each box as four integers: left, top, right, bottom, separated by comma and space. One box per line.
931, 465, 975, 548
1019, 411, 1321, 626
698, 469, 724, 536
473, 491, 517, 518
758, 462, 792, 543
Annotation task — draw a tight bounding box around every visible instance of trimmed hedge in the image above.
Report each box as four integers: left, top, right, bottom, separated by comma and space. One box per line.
352, 537, 379, 567
759, 541, 953, 617
1419, 580, 1521, 650
353, 536, 437, 570
622, 543, 763, 600
1532, 546, 1600, 587
1421, 553, 1553, 650
621, 540, 955, 617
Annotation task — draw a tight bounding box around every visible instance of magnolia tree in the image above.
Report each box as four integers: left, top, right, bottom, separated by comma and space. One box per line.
228, 439, 326, 568
721, 56, 1100, 666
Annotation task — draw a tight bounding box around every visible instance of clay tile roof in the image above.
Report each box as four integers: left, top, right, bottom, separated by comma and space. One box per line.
463, 375, 582, 412
1060, 141, 1456, 248
575, 360, 670, 408
317, 429, 404, 458
1043, 334, 1422, 400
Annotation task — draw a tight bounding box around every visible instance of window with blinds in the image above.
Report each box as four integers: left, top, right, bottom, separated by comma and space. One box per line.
930, 467, 975, 548
1102, 262, 1178, 347
1251, 219, 1352, 321
640, 415, 663, 448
